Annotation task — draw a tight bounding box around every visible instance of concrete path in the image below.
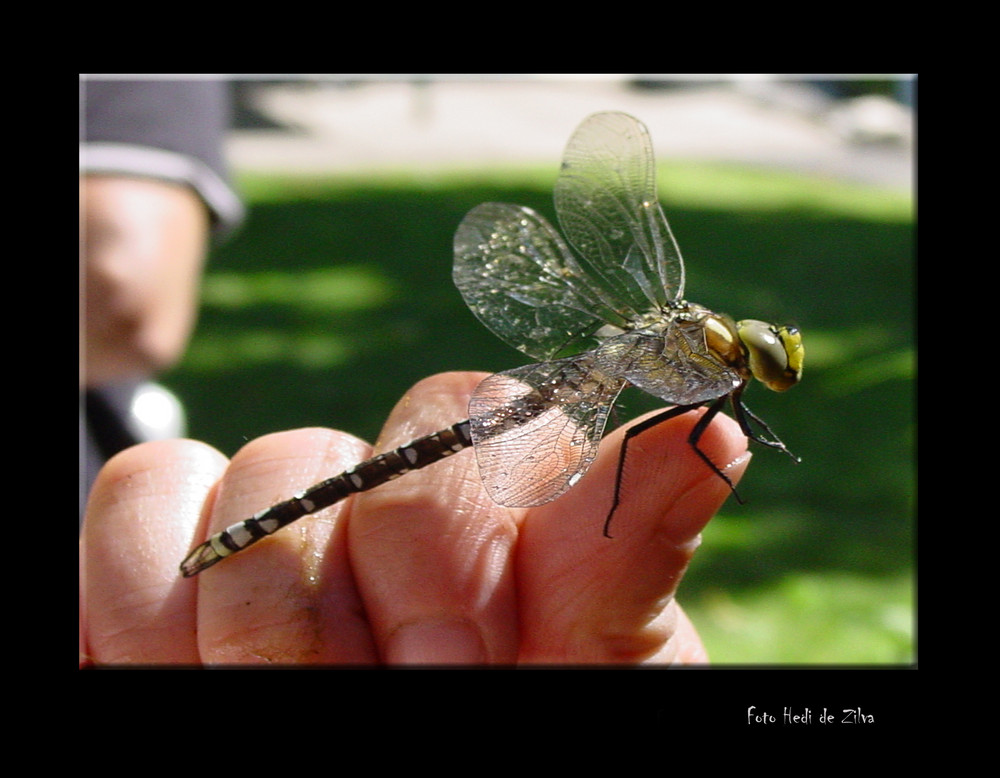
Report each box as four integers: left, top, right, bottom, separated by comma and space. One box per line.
226, 77, 913, 191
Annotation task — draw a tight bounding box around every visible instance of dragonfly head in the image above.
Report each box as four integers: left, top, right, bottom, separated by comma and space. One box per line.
737, 320, 804, 392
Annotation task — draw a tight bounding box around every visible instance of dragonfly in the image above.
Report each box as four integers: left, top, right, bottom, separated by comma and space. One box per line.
180, 110, 803, 578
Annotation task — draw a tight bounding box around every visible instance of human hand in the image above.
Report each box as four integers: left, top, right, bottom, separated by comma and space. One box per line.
80, 175, 210, 387
80, 371, 749, 666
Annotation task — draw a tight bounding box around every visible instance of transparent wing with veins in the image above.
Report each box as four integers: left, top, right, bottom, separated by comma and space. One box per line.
453, 115, 685, 361
555, 110, 685, 313
468, 356, 627, 507
454, 202, 630, 362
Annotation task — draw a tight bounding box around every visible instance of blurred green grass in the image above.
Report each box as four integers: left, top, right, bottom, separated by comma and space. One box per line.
163, 161, 914, 664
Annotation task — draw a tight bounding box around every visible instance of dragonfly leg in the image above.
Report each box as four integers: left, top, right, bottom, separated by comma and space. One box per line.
686, 395, 744, 501
604, 401, 709, 537
730, 387, 800, 463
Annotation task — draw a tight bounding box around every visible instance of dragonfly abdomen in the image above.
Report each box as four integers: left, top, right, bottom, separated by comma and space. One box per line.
179, 420, 473, 577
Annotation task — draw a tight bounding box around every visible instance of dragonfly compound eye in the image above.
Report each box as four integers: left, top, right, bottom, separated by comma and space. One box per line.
737, 320, 804, 392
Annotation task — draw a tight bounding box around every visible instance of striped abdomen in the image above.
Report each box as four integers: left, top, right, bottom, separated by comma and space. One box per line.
180, 421, 472, 577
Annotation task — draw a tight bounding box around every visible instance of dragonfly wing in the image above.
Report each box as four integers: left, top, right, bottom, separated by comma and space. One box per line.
555, 111, 685, 312
454, 202, 632, 361
468, 357, 627, 507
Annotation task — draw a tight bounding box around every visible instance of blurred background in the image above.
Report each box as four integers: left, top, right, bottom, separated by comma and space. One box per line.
83, 74, 915, 664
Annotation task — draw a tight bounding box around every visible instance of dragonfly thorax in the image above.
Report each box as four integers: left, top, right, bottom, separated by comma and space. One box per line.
643, 301, 749, 371
593, 303, 690, 341
683, 306, 743, 368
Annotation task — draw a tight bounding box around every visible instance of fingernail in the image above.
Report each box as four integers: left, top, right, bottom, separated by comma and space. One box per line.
386, 619, 487, 664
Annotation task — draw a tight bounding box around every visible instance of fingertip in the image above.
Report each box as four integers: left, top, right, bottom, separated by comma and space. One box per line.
82, 439, 229, 664
195, 427, 377, 664
606, 406, 750, 545
84, 438, 229, 549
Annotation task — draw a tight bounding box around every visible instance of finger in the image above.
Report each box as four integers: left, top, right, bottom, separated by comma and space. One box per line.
515, 406, 749, 664
349, 372, 521, 664
81, 439, 227, 665
672, 602, 711, 663
194, 428, 378, 664
632, 601, 711, 664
